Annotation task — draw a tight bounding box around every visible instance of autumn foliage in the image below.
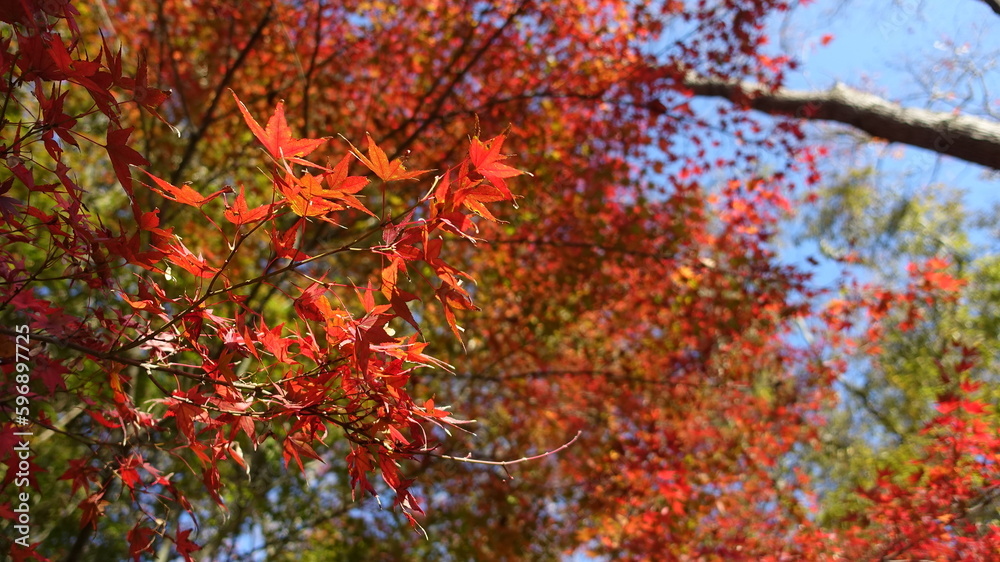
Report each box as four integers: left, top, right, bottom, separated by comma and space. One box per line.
1, 1, 998, 560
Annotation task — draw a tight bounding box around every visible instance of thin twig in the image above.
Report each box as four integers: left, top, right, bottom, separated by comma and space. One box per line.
424, 430, 582, 466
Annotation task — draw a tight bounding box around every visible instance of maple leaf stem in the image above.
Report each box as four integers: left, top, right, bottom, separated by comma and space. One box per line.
203, 219, 269, 296
421, 174, 443, 203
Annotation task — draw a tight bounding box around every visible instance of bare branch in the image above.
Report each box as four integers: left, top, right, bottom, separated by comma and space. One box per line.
426, 431, 583, 467
681, 75, 1000, 170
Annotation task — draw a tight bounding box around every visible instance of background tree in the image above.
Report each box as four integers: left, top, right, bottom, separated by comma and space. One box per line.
1, 0, 998, 560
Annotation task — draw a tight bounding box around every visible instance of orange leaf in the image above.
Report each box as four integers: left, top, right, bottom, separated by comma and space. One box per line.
283, 173, 344, 218
469, 133, 526, 201
142, 169, 230, 207
346, 133, 430, 182
325, 154, 375, 216
224, 185, 273, 225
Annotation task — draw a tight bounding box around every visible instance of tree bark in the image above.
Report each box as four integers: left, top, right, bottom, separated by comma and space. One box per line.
682, 75, 1000, 170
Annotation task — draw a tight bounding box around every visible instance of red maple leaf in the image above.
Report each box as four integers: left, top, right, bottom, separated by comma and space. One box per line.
163, 239, 219, 279
121, 53, 171, 118
162, 388, 208, 442
323, 153, 375, 216
105, 127, 149, 196
9, 542, 47, 562
232, 91, 326, 161
78, 490, 109, 529
468, 133, 526, 201
127, 525, 156, 561
224, 185, 274, 225
283, 432, 322, 472
455, 182, 508, 222
174, 528, 202, 562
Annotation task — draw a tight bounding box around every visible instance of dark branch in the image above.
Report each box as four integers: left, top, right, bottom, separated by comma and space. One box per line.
169, 3, 274, 185
979, 0, 1000, 16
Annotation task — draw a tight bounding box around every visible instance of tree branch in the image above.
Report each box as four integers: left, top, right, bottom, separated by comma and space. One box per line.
681, 75, 1000, 170
169, 3, 274, 185
979, 0, 1000, 16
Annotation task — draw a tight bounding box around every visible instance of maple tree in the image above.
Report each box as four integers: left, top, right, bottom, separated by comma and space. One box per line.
1, 0, 998, 560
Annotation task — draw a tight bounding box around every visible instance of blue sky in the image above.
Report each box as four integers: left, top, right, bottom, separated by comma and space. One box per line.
759, 0, 1000, 293
778, 0, 999, 218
